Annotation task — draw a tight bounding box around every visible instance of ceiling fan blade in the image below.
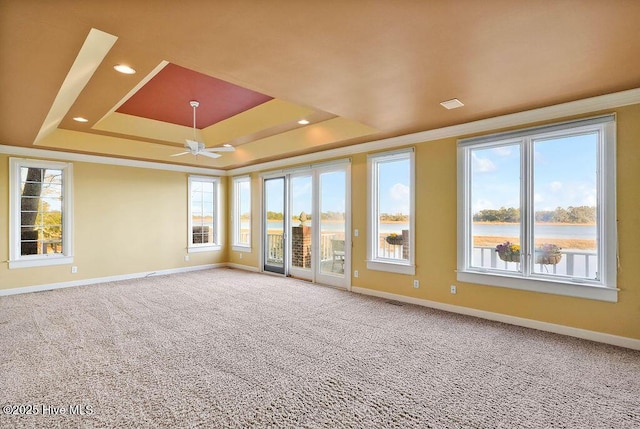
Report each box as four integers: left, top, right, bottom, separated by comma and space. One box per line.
204, 146, 235, 152
198, 151, 222, 159
171, 151, 190, 157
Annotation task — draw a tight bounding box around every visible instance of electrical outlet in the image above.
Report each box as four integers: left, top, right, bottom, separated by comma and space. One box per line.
413, 280, 419, 288
450, 285, 457, 294
354, 270, 359, 278
239, 253, 243, 259
354, 229, 359, 237
184, 255, 189, 262
71, 266, 78, 274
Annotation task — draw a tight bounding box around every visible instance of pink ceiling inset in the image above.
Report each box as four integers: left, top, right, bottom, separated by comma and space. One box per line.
116, 63, 273, 128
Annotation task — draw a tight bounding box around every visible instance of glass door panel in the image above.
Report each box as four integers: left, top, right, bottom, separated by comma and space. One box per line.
264, 177, 285, 274
289, 174, 313, 280
317, 169, 347, 286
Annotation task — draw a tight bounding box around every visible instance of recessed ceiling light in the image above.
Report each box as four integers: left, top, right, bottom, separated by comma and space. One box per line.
297, 119, 310, 125
73, 117, 89, 122
113, 64, 136, 74
222, 144, 232, 148
440, 98, 464, 110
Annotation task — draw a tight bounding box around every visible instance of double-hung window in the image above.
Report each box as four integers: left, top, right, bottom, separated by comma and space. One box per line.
188, 175, 220, 252
9, 158, 73, 269
367, 148, 415, 275
457, 115, 617, 301
232, 176, 251, 251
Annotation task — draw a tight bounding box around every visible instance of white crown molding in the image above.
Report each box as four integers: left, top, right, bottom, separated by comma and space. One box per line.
2, 87, 639, 176
0, 145, 226, 176
229, 87, 640, 175
351, 286, 640, 351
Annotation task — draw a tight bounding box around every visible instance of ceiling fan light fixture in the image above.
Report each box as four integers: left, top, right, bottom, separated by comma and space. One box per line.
171, 100, 230, 159
113, 64, 136, 74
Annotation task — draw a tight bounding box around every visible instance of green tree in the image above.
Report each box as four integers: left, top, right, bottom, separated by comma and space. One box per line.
266, 211, 283, 220
477, 205, 596, 223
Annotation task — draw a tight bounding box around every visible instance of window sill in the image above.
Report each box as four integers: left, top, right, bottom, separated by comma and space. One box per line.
367, 260, 415, 275
232, 245, 251, 253
457, 270, 618, 302
9, 255, 74, 269
188, 245, 222, 253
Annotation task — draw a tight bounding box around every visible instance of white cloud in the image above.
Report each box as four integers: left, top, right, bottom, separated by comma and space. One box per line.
493, 147, 512, 156
292, 180, 311, 198
535, 182, 597, 211
386, 183, 410, 214
390, 183, 409, 201
549, 181, 563, 192
471, 153, 496, 173
473, 198, 495, 212
583, 191, 597, 206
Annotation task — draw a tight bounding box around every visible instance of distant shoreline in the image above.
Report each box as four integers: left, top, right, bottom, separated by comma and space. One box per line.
473, 221, 596, 226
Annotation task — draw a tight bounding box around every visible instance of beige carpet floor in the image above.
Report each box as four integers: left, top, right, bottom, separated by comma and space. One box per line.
1, 268, 639, 428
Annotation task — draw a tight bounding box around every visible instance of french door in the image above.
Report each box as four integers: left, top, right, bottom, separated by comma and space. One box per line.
262, 162, 350, 289
314, 167, 348, 287
263, 176, 286, 274
288, 173, 314, 280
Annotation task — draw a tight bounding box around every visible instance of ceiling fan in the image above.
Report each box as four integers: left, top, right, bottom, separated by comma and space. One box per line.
171, 100, 235, 159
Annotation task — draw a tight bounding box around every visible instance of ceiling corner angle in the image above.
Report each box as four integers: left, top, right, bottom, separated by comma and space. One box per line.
33, 28, 118, 145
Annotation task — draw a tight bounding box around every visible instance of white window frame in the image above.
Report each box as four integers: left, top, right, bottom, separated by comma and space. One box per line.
367, 148, 416, 275
188, 175, 221, 253
9, 158, 74, 269
457, 115, 617, 302
232, 175, 251, 252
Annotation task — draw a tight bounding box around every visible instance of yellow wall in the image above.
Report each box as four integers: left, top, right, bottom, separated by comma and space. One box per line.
0, 158, 226, 289
229, 104, 640, 340
357, 105, 639, 339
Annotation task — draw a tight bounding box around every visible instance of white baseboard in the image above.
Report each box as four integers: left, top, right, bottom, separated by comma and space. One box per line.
226, 262, 261, 273
351, 286, 640, 351
0, 264, 224, 297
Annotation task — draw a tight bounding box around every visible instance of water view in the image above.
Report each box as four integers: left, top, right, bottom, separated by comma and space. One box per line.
473, 223, 596, 240
257, 221, 595, 240
256, 220, 408, 233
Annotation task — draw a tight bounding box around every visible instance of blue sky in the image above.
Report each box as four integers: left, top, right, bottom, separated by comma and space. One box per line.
265, 162, 410, 218
266, 170, 347, 217
471, 133, 597, 213
378, 159, 410, 215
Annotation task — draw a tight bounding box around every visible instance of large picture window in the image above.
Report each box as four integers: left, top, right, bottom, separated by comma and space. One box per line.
457, 115, 617, 301
232, 176, 251, 251
188, 175, 220, 251
367, 149, 415, 275
9, 158, 73, 269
